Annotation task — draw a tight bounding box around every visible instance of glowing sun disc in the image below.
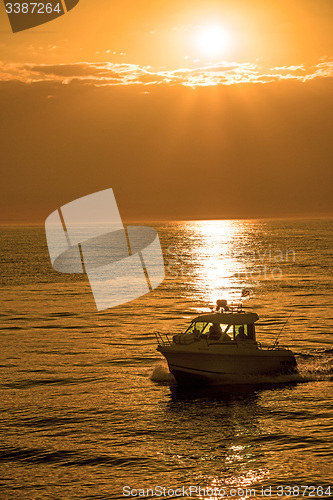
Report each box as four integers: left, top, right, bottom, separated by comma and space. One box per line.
196, 26, 230, 56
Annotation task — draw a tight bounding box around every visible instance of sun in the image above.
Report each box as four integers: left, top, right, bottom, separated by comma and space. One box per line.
196, 25, 230, 57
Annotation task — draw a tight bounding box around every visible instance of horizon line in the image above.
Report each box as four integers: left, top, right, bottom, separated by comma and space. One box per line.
1, 214, 332, 226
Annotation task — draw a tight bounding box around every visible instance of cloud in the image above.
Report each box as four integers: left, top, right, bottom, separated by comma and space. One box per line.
0, 59, 333, 88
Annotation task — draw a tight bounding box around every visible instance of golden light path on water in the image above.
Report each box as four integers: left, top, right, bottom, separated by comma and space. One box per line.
192, 374, 270, 500
185, 220, 250, 306
196, 464, 269, 500
199, 469, 269, 500
1, 221, 332, 497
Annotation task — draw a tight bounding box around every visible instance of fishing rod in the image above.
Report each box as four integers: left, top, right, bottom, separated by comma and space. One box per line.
273, 311, 293, 348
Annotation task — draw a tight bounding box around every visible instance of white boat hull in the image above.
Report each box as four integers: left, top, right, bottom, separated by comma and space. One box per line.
158, 344, 297, 385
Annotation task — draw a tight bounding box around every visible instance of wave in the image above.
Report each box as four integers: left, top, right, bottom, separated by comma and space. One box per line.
0, 446, 151, 468
2, 376, 103, 389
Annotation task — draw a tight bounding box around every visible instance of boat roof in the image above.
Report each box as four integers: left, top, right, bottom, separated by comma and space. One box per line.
193, 312, 259, 325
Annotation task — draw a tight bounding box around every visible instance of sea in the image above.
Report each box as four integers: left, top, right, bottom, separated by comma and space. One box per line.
0, 219, 332, 500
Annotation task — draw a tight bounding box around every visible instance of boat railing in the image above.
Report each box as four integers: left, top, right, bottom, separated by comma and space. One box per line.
268, 341, 286, 350
155, 332, 172, 346
229, 301, 244, 313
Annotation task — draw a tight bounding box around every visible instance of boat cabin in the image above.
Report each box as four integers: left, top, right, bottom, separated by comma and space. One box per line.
183, 312, 259, 343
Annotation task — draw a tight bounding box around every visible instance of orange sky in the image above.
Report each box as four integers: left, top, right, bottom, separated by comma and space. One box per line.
0, 0, 333, 222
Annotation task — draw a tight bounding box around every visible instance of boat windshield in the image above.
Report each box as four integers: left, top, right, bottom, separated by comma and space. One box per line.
185, 321, 256, 340
185, 322, 231, 335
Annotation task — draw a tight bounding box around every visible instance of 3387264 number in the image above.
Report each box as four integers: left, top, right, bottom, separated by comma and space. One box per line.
5, 3, 62, 14
276, 485, 332, 497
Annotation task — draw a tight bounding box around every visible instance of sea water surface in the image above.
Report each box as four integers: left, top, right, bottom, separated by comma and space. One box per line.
0, 219, 332, 500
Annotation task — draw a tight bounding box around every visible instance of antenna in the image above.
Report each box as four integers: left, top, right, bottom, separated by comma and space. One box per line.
273, 311, 293, 348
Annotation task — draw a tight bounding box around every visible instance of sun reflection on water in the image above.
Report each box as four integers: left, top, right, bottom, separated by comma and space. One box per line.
182, 220, 251, 305
166, 382, 271, 500
198, 468, 269, 500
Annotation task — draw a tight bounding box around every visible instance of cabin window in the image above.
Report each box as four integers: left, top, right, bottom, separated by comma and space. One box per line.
235, 325, 247, 339
234, 324, 255, 340
185, 322, 208, 334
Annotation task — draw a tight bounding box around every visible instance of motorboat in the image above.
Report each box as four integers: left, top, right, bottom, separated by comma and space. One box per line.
155, 299, 297, 385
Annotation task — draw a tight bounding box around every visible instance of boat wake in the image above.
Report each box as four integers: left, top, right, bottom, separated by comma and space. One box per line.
296, 350, 333, 382
150, 362, 176, 385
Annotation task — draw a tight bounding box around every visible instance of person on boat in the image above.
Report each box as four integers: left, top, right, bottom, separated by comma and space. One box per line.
193, 328, 201, 339
235, 325, 247, 340
220, 330, 231, 342
209, 323, 232, 342
208, 323, 222, 340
